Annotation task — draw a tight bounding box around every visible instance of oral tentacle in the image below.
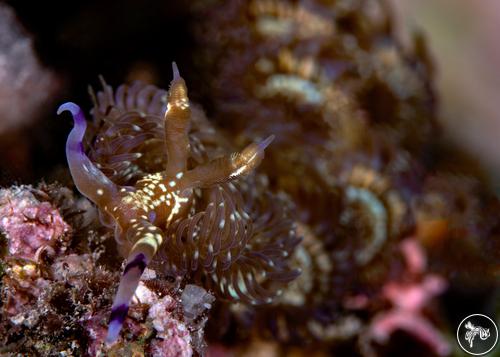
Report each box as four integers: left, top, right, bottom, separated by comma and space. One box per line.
58, 102, 120, 207
178, 135, 275, 189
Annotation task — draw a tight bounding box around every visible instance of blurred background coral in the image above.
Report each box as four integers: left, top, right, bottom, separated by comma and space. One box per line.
390, 0, 500, 186
1, 0, 499, 187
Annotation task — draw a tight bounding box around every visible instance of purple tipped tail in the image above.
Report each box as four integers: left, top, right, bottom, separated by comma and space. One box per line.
106, 252, 148, 344
106, 304, 129, 344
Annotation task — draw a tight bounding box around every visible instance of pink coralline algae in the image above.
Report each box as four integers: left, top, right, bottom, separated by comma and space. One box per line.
361, 238, 450, 356
0, 185, 70, 260
146, 284, 215, 357
0, 184, 211, 356
148, 296, 193, 357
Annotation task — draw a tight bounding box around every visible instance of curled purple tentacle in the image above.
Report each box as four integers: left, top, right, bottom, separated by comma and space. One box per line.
58, 102, 120, 207
57, 102, 87, 154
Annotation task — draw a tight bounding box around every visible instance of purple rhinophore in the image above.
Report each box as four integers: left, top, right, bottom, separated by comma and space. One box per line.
257, 134, 275, 151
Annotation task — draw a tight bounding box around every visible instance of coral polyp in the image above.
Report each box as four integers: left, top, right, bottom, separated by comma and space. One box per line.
58, 63, 300, 344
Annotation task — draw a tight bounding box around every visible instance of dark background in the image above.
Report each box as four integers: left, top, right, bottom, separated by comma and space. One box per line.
1, 1, 197, 185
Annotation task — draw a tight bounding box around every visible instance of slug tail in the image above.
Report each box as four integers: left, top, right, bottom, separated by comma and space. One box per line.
106, 222, 163, 344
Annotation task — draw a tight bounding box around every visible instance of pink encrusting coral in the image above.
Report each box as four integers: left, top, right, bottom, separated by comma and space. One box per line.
0, 185, 70, 260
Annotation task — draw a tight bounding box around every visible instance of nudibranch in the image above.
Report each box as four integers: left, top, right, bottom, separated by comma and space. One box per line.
58, 63, 300, 344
